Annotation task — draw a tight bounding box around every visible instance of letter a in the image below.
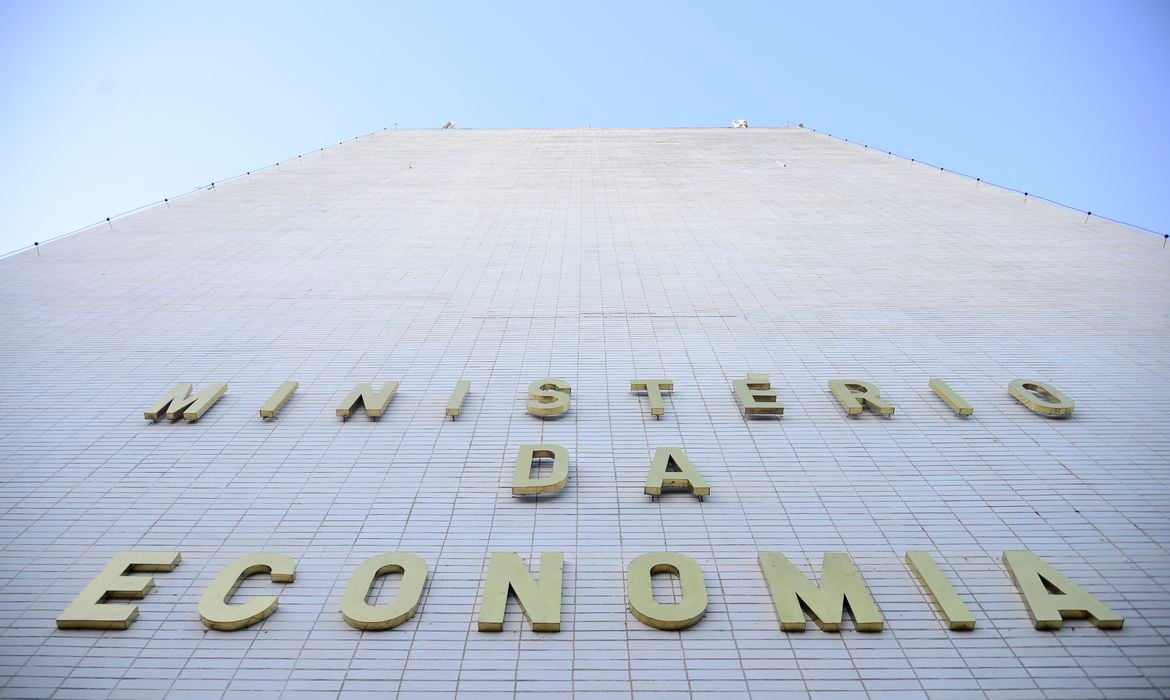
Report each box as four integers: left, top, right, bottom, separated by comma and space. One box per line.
1003, 551, 1122, 630
644, 447, 709, 499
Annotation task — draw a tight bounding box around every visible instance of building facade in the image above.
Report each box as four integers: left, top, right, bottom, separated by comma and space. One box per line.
1, 128, 1168, 697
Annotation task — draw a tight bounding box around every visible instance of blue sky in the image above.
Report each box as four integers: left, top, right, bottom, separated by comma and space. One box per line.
1, 0, 1167, 254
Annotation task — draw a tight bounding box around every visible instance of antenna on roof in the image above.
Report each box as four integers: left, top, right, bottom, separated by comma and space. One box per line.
441, 121, 457, 129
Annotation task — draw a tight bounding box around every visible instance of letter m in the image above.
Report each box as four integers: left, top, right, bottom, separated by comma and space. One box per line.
758, 553, 883, 632
144, 383, 228, 422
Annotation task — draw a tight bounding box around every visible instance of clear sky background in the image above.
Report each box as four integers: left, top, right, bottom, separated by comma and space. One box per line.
1, 0, 1168, 255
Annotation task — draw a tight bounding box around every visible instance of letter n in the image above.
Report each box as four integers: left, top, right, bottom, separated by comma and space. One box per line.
478, 552, 563, 632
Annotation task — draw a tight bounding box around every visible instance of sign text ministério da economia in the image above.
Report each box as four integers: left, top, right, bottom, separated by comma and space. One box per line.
58, 374, 1112, 635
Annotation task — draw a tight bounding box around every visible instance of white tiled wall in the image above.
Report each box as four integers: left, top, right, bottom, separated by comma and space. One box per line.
1, 128, 1167, 698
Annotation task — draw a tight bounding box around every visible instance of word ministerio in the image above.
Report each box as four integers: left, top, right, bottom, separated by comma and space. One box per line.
55, 374, 1111, 635
141, 374, 1076, 424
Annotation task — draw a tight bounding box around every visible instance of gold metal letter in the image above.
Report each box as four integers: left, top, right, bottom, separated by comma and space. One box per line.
259, 381, 298, 419
512, 444, 570, 496
627, 552, 708, 630
644, 447, 709, 498
198, 553, 296, 631
758, 552, 883, 632
144, 383, 227, 422
56, 552, 181, 630
828, 380, 894, 416
906, 551, 976, 630
630, 379, 673, 417
340, 553, 428, 631
733, 373, 784, 416
446, 379, 470, 418
1008, 379, 1075, 416
1002, 551, 1122, 630
336, 382, 399, 420
478, 552, 563, 632
928, 379, 973, 416
526, 378, 571, 417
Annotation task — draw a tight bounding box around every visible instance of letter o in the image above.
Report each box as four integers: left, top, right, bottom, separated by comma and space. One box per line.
340, 553, 428, 630
627, 552, 708, 630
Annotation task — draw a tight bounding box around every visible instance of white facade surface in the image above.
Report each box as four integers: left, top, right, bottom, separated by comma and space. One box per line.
1, 127, 1169, 698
